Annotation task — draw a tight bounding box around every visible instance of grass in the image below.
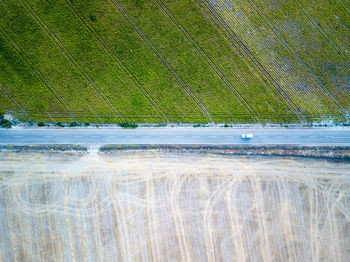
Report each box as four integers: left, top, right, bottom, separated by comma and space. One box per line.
0, 0, 348, 124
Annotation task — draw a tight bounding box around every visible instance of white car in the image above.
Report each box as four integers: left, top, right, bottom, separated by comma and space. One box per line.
241, 134, 253, 139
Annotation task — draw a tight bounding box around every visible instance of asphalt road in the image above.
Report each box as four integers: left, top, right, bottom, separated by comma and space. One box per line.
0, 128, 350, 145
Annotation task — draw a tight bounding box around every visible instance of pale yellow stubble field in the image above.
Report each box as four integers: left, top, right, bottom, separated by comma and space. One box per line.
0, 151, 349, 262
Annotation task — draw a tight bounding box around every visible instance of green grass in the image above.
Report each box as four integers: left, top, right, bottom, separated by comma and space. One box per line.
0, 0, 348, 124
0, 88, 14, 115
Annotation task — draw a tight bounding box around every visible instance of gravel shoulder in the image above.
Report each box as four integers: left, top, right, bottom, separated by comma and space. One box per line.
1, 144, 349, 161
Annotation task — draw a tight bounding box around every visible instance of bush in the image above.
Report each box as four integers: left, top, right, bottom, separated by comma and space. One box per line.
55, 122, 64, 127
84, 123, 90, 127
88, 14, 96, 22
119, 122, 138, 129
69, 121, 79, 127
0, 117, 12, 128
37, 122, 45, 127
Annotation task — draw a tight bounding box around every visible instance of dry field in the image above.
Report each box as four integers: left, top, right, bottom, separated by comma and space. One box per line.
1, 151, 350, 261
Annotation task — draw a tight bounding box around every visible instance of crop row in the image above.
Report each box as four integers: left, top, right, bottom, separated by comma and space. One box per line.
0, 1, 112, 123
18, 0, 125, 123
110, 0, 235, 122
295, 0, 349, 63
159, 0, 303, 123
49, 0, 212, 123
0, 80, 32, 121
116, 0, 258, 122
112, 0, 213, 122
113, 0, 302, 123
152, 0, 260, 123
26, 0, 168, 123
201, 0, 315, 121
62, 0, 170, 123
247, 0, 350, 105
204, 0, 349, 117
244, 0, 346, 111
67, 0, 252, 123
0, 26, 74, 122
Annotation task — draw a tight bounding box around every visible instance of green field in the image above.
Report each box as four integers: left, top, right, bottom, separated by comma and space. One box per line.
0, 0, 349, 124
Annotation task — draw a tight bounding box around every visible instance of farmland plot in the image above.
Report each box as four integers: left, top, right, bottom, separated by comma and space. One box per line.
1, 151, 350, 261
0, 0, 349, 123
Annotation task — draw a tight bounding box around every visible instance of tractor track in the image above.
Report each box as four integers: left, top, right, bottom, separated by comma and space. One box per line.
198, 0, 306, 122
0, 25, 74, 123
153, 0, 260, 123
246, 0, 347, 112
0, 79, 32, 122
64, 0, 170, 123
18, 0, 125, 123
112, 0, 213, 123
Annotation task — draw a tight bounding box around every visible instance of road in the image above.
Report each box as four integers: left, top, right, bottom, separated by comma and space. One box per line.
0, 128, 349, 145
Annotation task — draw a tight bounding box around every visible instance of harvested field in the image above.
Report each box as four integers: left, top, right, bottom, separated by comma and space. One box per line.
1, 151, 350, 261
